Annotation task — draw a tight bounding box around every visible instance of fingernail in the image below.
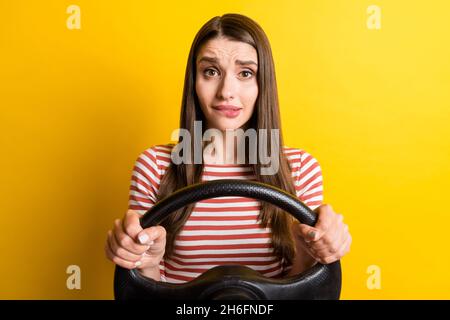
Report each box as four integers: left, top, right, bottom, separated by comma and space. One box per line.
138, 233, 149, 244
308, 231, 316, 240
134, 261, 142, 267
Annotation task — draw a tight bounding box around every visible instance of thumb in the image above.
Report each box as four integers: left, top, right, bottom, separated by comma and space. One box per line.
298, 224, 320, 242
137, 226, 165, 246
122, 209, 143, 238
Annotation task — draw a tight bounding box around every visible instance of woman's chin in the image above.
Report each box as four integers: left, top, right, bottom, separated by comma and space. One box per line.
208, 121, 244, 132
219, 125, 244, 132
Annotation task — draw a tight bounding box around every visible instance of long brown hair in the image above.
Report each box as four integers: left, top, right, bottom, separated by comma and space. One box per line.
157, 13, 297, 268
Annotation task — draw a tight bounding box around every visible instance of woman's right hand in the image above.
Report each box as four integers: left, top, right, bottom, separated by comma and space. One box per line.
105, 209, 166, 272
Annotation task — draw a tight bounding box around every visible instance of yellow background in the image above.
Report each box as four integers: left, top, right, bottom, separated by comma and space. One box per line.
1, 0, 449, 299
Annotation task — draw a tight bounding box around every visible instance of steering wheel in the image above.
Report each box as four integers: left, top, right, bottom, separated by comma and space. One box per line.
114, 179, 342, 300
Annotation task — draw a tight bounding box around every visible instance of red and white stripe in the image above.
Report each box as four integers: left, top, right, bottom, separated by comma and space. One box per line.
128, 144, 323, 283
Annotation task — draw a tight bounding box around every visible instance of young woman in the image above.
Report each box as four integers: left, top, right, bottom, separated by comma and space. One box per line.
105, 13, 352, 283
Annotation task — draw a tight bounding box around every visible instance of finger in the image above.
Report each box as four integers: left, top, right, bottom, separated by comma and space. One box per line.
327, 222, 349, 254
137, 225, 166, 246
138, 251, 163, 269
311, 219, 343, 251
314, 204, 335, 236
315, 222, 349, 258
123, 209, 144, 239
340, 232, 352, 256
314, 206, 344, 245
297, 224, 321, 242
113, 219, 151, 254
313, 217, 344, 254
108, 230, 147, 261
105, 240, 142, 269
320, 233, 352, 264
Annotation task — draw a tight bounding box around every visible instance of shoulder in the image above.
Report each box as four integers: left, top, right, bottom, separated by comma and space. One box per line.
283, 146, 323, 207
134, 143, 176, 175
138, 143, 175, 161
282, 146, 323, 186
282, 146, 321, 168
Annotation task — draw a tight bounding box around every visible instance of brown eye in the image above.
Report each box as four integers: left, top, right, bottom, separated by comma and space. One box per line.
204, 68, 219, 77
240, 70, 254, 78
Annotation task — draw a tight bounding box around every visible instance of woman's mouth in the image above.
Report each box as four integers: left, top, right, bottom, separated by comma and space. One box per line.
212, 105, 242, 118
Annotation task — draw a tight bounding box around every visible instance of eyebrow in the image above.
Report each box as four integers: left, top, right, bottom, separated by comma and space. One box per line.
197, 56, 258, 67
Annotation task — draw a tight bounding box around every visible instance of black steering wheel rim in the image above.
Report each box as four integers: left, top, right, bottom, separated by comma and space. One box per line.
114, 179, 342, 300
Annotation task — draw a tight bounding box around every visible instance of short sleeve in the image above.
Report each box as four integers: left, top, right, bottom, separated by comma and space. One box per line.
128, 146, 161, 216
285, 147, 324, 211
296, 151, 324, 211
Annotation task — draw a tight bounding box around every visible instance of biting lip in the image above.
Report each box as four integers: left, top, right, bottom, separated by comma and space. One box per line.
213, 105, 243, 111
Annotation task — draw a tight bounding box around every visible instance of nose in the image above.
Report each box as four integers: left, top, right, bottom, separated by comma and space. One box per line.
217, 73, 237, 101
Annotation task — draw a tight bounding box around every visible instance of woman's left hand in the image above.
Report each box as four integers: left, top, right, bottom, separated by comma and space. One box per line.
293, 204, 352, 264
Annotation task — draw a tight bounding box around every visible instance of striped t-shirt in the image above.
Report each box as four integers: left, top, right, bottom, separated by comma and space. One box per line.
128, 143, 323, 283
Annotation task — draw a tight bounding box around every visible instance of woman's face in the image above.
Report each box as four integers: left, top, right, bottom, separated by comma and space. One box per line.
195, 37, 259, 131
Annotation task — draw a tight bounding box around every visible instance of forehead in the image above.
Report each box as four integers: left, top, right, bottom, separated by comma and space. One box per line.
196, 37, 257, 63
